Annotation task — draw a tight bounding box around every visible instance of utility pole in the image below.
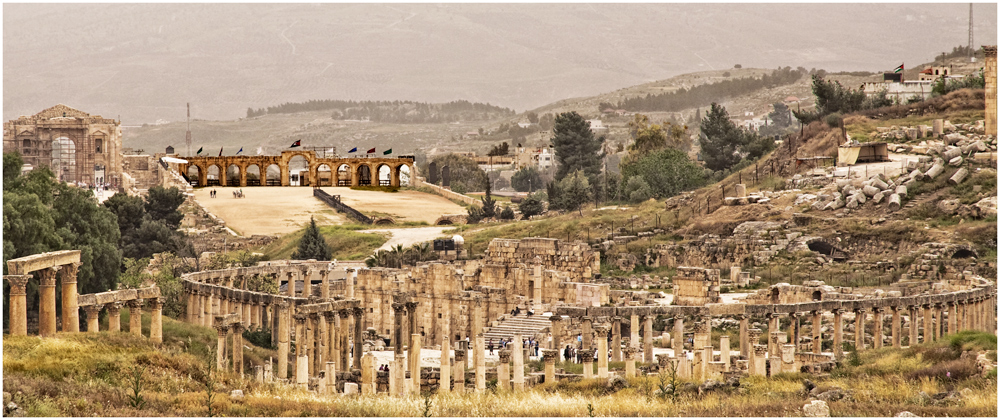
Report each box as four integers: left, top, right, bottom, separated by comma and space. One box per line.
186, 103, 192, 156
969, 3, 974, 61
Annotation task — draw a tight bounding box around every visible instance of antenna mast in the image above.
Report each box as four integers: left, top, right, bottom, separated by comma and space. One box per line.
185, 103, 192, 156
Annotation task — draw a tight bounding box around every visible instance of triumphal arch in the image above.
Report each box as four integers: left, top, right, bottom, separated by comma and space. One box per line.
178, 151, 415, 187
3, 104, 123, 185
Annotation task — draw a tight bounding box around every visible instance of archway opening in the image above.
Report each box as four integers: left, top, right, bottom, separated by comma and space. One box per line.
288, 155, 309, 186
246, 164, 261, 186
337, 164, 351, 186
395, 164, 411, 187
51, 137, 77, 183
436, 219, 453, 225
951, 249, 976, 259
265, 164, 281, 186
317, 164, 333, 187
811, 290, 822, 301
377, 164, 391, 186
186, 165, 201, 187
206, 165, 221, 186
356, 165, 372, 186
227, 164, 241, 186
770, 288, 780, 304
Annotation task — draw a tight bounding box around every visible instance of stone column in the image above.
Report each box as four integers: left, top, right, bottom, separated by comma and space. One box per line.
789, 312, 801, 350
406, 301, 420, 345
38, 268, 58, 337
611, 317, 622, 362
811, 310, 822, 354
277, 301, 290, 379
922, 304, 933, 343
580, 348, 594, 379
630, 314, 640, 350
285, 271, 296, 298
908, 306, 919, 347
307, 313, 318, 376
474, 333, 486, 391
216, 324, 229, 370
948, 301, 959, 335
453, 348, 466, 393
353, 307, 365, 369
891, 306, 902, 348
497, 350, 511, 391
360, 352, 376, 395
233, 322, 245, 375
643, 315, 654, 364
346, 269, 356, 299
60, 263, 81, 333
719, 336, 731, 371
196, 292, 206, 326
393, 353, 407, 396
324, 312, 337, 366
107, 302, 122, 332
84, 305, 101, 333
832, 309, 844, 360
439, 325, 451, 393
872, 307, 884, 349
550, 315, 563, 357
580, 316, 593, 350
512, 334, 525, 389
746, 329, 761, 375
935, 303, 946, 339
339, 309, 351, 370
962, 300, 971, 332
768, 313, 780, 340
301, 268, 312, 297
738, 314, 749, 357
6, 275, 30, 336
409, 333, 422, 395
542, 349, 559, 384
205, 292, 215, 328
671, 316, 683, 351
319, 269, 330, 300
294, 315, 308, 385
186, 288, 195, 323
243, 300, 252, 330
150, 298, 163, 344
854, 309, 866, 350
127, 299, 144, 337
701, 346, 713, 379
622, 347, 636, 377
595, 327, 609, 379
693, 318, 710, 349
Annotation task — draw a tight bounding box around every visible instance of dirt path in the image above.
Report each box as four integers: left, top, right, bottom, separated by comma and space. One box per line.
192, 186, 465, 237
359, 226, 458, 251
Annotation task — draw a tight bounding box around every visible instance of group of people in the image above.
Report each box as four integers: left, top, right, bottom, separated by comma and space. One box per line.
486, 337, 541, 356
377, 364, 391, 372
207, 189, 245, 198
510, 307, 534, 317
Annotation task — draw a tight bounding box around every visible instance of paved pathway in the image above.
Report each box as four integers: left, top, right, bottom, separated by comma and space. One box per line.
359, 226, 457, 251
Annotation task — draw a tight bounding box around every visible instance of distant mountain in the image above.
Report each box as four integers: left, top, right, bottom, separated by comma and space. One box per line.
4, 3, 995, 123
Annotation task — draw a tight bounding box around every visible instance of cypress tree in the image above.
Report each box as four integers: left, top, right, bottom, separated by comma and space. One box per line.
291, 216, 332, 261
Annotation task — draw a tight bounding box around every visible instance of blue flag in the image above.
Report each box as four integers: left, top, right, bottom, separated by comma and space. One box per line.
348, 147, 357, 153
237, 147, 243, 155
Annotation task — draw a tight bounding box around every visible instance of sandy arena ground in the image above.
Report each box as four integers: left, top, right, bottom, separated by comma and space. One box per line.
192, 186, 465, 236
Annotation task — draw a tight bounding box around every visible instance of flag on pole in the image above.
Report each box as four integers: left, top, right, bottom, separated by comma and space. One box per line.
348, 147, 358, 153
237, 147, 243, 155
196, 146, 203, 155
366, 147, 376, 153
219, 147, 223, 156
894, 64, 904, 73
383, 149, 392, 155
290, 140, 301, 148
256, 147, 263, 155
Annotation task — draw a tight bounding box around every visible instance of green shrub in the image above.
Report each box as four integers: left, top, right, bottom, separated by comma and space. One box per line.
243, 327, 275, 350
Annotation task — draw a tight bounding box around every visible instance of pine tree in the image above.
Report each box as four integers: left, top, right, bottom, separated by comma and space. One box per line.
551, 112, 605, 183
291, 217, 332, 261
481, 182, 497, 218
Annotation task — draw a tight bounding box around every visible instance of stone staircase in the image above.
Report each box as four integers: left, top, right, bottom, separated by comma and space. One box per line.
484, 313, 552, 343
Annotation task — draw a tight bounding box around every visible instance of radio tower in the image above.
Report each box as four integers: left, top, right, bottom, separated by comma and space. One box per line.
185, 103, 192, 156
968, 3, 974, 60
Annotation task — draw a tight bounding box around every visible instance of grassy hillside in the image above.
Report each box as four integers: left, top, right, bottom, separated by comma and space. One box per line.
259, 224, 388, 261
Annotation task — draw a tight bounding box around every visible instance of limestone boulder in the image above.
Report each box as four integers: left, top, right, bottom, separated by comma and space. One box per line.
936, 199, 961, 215
974, 196, 997, 217
803, 400, 830, 417
895, 411, 919, 417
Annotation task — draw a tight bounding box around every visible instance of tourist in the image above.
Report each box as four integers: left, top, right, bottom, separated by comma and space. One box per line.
488, 339, 494, 355
563, 345, 570, 362
534, 340, 539, 356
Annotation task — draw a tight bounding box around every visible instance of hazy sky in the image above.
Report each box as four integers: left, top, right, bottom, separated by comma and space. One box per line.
4, 2, 997, 123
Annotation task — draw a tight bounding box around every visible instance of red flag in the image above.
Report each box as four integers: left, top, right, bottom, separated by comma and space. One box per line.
366, 147, 376, 153
290, 140, 301, 148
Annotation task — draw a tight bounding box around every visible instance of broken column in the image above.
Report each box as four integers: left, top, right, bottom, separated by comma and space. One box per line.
622, 346, 636, 378
453, 348, 466, 393
542, 349, 559, 384
84, 305, 101, 333
360, 352, 376, 395
580, 348, 595, 379
6, 275, 30, 336
497, 350, 511, 391
474, 333, 486, 391
738, 314, 749, 357
596, 326, 609, 379
693, 319, 710, 349
393, 353, 407, 396
719, 336, 730, 371
752, 344, 768, 376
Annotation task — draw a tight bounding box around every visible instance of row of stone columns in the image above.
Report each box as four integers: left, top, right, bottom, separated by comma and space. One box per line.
5, 262, 82, 337
284, 306, 365, 384
78, 299, 163, 343
186, 289, 272, 331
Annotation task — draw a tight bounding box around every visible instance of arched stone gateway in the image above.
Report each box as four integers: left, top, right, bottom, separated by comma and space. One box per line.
177, 151, 414, 187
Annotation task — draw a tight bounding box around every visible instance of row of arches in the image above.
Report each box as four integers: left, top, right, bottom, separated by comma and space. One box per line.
184, 162, 411, 188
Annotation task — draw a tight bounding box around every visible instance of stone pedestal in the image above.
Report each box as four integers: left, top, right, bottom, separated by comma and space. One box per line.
780, 344, 796, 373
752, 344, 767, 376
360, 352, 376, 395
719, 336, 730, 371
6, 275, 30, 336
453, 348, 467, 393
497, 350, 511, 391
38, 268, 58, 337
512, 336, 525, 390
326, 361, 337, 394
623, 347, 636, 377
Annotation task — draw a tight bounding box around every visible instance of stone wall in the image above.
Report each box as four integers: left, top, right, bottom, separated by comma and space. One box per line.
672, 267, 721, 306
483, 238, 600, 281
123, 154, 160, 190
